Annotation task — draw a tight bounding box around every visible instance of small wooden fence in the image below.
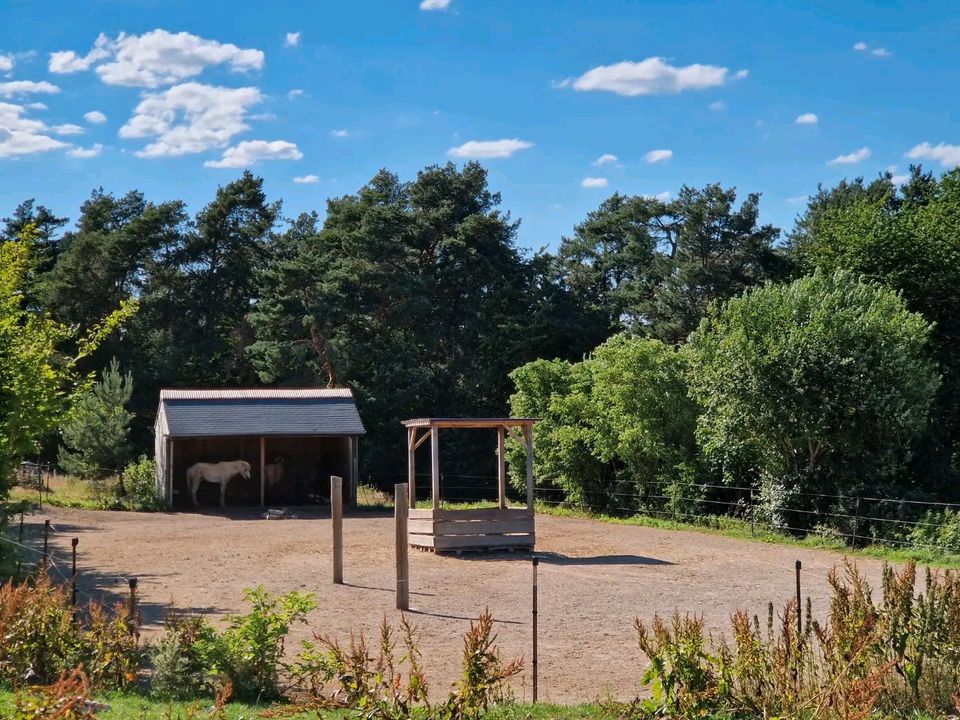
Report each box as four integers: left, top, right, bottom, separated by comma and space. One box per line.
408, 507, 535, 552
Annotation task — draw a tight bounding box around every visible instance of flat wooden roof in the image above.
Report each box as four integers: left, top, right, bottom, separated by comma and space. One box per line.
401, 417, 538, 429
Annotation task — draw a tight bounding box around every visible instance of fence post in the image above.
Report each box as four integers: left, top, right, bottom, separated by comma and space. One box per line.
853, 497, 861, 547
795, 560, 802, 638
749, 488, 755, 536
532, 556, 539, 704
127, 578, 138, 633
42, 519, 50, 569
16, 512, 24, 577
395, 483, 409, 611
331, 476, 343, 585
71, 538, 79, 609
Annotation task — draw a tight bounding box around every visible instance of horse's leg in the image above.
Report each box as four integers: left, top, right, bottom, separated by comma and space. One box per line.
220, 479, 226, 508
191, 479, 199, 507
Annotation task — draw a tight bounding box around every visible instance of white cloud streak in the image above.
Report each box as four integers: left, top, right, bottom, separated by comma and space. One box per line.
563, 57, 744, 96
285, 32, 301, 47
0, 80, 60, 98
119, 82, 262, 157
827, 146, 871, 165
906, 142, 960, 168
581, 177, 608, 188
420, 0, 452, 9
204, 139, 302, 168
708, 100, 726, 111
84, 110, 107, 124
795, 112, 818, 124
0, 101, 69, 157
593, 153, 618, 166
68, 143, 103, 158
853, 41, 867, 51
53, 123, 85, 136
0, 54, 14, 72
643, 148, 673, 163
50, 30, 264, 88
447, 138, 533, 159
293, 174, 320, 184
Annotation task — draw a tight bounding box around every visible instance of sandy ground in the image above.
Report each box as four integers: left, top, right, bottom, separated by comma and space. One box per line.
20, 506, 894, 704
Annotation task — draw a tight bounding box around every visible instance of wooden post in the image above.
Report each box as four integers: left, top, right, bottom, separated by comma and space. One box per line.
167, 438, 174, 507
127, 578, 138, 634
331, 476, 344, 584
532, 556, 539, 703
524, 424, 535, 511
395, 483, 409, 610
497, 426, 507, 509
259, 437, 266, 507
430, 426, 440, 510
407, 427, 416, 508
71, 538, 78, 611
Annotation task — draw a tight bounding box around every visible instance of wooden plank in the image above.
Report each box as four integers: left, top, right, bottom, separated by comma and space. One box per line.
402, 418, 538, 429
408, 508, 435, 520
497, 426, 506, 510
259, 436, 266, 507
413, 429, 431, 450
433, 507, 532, 521
433, 533, 535, 551
407, 518, 436, 535
395, 483, 409, 610
430, 426, 440, 510
407, 427, 416, 508
409, 532, 436, 549
331, 476, 343, 584
434, 518, 534, 536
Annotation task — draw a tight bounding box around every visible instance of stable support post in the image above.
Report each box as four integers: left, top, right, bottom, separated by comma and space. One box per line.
524, 425, 535, 511
259, 436, 266, 507
395, 483, 409, 610
407, 427, 416, 508
497, 426, 507, 509
430, 427, 440, 510
331, 476, 343, 584
532, 556, 539, 703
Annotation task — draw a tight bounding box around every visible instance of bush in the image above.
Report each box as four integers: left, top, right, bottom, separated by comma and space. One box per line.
13, 668, 101, 719
688, 269, 939, 528
908, 509, 960, 553
149, 614, 217, 699
122, 455, 164, 511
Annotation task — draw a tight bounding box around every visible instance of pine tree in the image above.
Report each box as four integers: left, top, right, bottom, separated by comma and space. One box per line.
58, 359, 134, 485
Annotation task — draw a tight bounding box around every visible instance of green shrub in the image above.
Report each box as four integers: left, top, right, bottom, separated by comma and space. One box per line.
149, 614, 217, 699
909, 509, 960, 553
122, 455, 164, 511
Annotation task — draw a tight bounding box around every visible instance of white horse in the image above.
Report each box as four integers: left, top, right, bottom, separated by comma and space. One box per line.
186, 460, 251, 507
264, 456, 285, 488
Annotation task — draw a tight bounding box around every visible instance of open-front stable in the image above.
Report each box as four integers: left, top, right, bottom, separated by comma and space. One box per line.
401, 417, 537, 552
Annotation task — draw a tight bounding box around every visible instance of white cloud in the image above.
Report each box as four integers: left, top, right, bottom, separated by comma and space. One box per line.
447, 138, 533, 159
886, 165, 909, 185
288, 88, 304, 99
734, 69, 749, 79
420, 0, 451, 9
795, 112, 818, 125
643, 148, 673, 163
0, 54, 13, 72
644, 191, 671, 202
285, 32, 301, 47
0, 101, 69, 157
51, 30, 264, 88
871, 47, 891, 58
49, 33, 111, 73
293, 174, 320, 184
827, 146, 871, 165
120, 82, 262, 157
593, 153, 618, 166
906, 142, 960, 168
708, 100, 726, 111
0, 80, 60, 98
563, 57, 743, 96
786, 195, 809, 204
53, 123, 85, 135
68, 143, 103, 158
204, 139, 302, 168
330, 129, 349, 138
26, 102, 47, 110
250, 112, 277, 121
581, 176, 608, 188
84, 110, 107, 124
853, 41, 867, 51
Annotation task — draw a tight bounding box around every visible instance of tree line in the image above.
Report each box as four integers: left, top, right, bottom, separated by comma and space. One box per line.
3, 162, 959, 530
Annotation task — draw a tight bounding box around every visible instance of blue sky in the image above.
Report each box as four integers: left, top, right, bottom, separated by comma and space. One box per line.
1, 0, 958, 251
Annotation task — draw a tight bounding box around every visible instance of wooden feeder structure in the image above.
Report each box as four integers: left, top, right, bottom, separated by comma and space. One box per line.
401, 417, 537, 552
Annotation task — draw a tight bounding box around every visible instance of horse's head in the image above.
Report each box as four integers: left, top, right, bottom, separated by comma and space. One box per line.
271, 456, 285, 466
241, 461, 252, 480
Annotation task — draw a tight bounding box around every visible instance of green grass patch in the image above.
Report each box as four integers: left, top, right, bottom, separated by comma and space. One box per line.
536, 502, 960, 570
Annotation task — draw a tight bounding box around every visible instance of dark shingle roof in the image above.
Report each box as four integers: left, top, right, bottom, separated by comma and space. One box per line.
158, 389, 365, 437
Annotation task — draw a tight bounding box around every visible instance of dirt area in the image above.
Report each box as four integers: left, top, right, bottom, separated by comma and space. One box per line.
21, 506, 894, 704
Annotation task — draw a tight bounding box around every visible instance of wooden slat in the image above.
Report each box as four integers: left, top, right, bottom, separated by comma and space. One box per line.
402, 418, 538, 429
433, 533, 535, 551
408, 508, 435, 520
435, 518, 534, 536
409, 533, 436, 549
433, 507, 532, 521
408, 518, 436, 535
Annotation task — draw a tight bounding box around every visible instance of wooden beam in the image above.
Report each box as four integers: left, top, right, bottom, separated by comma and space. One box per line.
407, 427, 416, 508
524, 424, 534, 511
331, 475, 343, 584
430, 426, 440, 510
395, 483, 409, 610
350, 436, 359, 506
413, 429, 431, 451
259, 436, 266, 507
506, 426, 525, 445
497, 426, 507, 509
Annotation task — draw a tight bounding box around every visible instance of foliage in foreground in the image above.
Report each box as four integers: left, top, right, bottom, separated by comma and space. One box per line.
634, 560, 960, 719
